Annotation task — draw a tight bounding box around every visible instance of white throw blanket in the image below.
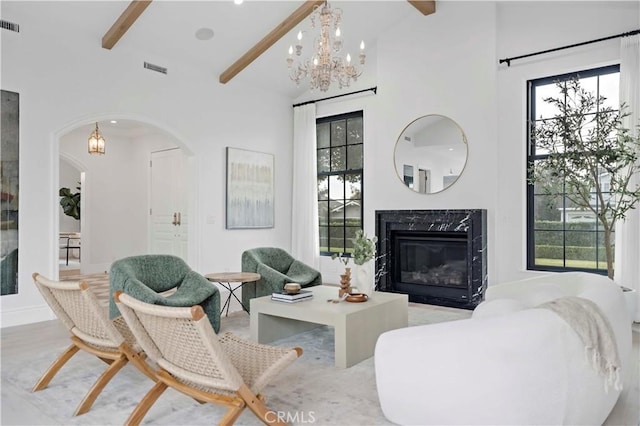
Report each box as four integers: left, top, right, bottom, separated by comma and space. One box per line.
538, 296, 622, 392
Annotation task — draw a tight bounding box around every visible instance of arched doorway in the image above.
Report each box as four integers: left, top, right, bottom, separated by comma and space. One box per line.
54, 116, 195, 277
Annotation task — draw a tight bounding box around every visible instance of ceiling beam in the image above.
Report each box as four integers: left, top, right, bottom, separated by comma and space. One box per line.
407, 1, 436, 16
219, 0, 324, 85
102, 0, 153, 50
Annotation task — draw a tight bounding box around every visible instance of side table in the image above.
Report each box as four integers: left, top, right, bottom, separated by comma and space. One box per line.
205, 272, 260, 317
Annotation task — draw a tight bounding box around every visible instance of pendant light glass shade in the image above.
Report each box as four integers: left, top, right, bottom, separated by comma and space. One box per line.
88, 122, 106, 155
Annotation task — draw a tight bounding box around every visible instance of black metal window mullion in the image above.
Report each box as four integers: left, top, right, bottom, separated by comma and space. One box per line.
316, 111, 364, 257
526, 65, 619, 275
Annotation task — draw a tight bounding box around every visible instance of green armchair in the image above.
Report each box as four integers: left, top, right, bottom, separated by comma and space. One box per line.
241, 247, 322, 312
109, 254, 221, 333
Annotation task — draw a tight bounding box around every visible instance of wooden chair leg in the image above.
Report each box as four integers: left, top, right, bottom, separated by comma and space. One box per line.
32, 343, 80, 392
237, 385, 288, 426
120, 344, 157, 383
125, 381, 168, 426
219, 402, 246, 426
74, 355, 128, 416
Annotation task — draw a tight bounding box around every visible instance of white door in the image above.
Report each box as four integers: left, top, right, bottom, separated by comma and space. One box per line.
150, 149, 188, 260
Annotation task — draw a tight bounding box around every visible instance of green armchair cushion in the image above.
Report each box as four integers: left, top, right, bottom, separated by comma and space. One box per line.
241, 247, 322, 312
109, 255, 221, 332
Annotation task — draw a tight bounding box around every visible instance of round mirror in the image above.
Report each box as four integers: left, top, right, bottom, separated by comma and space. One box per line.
394, 114, 468, 194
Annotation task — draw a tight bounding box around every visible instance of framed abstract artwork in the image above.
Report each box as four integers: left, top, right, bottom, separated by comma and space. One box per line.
226, 147, 274, 229
1, 90, 19, 295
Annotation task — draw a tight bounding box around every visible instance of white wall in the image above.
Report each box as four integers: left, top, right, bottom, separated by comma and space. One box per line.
312, 1, 639, 288
495, 1, 640, 283
2, 1, 637, 326
0, 2, 294, 327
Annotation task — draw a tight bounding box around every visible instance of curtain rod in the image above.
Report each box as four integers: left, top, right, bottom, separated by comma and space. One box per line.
499, 28, 640, 67
293, 86, 377, 108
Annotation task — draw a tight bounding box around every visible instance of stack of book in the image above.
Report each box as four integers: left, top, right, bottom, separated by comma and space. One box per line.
271, 289, 313, 303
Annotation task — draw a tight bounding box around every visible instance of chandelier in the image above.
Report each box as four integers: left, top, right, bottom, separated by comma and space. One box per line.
88, 122, 106, 155
287, 2, 365, 92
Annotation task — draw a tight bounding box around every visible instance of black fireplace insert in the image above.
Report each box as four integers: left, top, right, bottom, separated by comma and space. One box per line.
376, 210, 487, 309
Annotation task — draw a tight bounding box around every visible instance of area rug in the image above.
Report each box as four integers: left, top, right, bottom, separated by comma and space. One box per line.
1, 297, 470, 425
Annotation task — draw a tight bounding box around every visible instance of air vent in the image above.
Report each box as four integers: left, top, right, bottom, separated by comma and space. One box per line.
0, 19, 20, 33
143, 62, 167, 75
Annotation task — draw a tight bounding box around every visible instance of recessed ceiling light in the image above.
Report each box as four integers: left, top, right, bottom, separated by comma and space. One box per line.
234, 0, 244, 4
195, 27, 214, 41
110, 120, 118, 124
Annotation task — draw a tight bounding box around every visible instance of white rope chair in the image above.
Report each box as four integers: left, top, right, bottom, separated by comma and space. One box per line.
115, 290, 302, 426
32, 273, 157, 416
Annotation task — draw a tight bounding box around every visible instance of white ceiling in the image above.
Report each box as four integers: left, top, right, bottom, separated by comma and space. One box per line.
2, 1, 419, 101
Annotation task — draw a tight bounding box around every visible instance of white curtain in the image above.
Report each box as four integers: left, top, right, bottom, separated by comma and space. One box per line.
291, 103, 320, 269
615, 34, 640, 322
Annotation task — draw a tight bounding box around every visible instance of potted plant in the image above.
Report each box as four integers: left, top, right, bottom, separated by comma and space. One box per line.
529, 77, 640, 281
59, 184, 81, 220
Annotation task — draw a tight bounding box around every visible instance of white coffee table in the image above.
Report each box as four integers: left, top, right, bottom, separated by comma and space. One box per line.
250, 285, 408, 368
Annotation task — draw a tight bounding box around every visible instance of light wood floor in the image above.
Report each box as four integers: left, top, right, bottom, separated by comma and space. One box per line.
2, 317, 639, 425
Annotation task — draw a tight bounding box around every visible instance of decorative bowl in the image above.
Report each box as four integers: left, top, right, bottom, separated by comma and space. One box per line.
283, 283, 301, 295
346, 293, 368, 303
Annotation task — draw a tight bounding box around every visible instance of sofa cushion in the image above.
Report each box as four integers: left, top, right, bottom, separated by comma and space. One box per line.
472, 298, 527, 319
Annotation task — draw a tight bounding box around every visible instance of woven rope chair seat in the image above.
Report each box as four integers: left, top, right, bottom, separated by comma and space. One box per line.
116, 291, 302, 425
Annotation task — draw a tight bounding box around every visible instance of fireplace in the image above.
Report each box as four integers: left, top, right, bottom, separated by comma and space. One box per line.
375, 209, 487, 309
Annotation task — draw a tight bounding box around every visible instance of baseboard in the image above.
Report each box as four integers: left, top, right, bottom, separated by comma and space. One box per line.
1, 304, 54, 328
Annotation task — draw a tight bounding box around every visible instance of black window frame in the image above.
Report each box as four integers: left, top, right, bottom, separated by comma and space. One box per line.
317, 110, 364, 257
526, 64, 620, 275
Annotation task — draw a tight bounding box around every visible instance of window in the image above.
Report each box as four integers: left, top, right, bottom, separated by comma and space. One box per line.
527, 65, 620, 273
317, 111, 363, 256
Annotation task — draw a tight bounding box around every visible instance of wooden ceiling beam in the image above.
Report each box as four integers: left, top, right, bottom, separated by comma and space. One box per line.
102, 0, 153, 50
407, 1, 436, 16
219, 0, 324, 84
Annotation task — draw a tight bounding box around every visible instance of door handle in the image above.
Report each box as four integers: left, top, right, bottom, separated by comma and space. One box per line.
177, 212, 181, 226
172, 212, 178, 226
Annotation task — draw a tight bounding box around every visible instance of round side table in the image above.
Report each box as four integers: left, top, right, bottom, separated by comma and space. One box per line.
205, 272, 260, 316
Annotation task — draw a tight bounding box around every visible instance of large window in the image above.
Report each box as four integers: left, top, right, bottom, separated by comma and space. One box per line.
317, 111, 363, 256
527, 65, 620, 273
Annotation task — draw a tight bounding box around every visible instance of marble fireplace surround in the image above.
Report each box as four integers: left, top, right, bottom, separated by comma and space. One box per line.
375, 209, 487, 309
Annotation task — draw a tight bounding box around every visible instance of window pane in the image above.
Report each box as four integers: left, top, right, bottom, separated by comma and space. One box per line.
599, 73, 619, 110
331, 120, 346, 147
318, 148, 330, 173
347, 145, 363, 170
318, 175, 328, 200
564, 230, 596, 268
317, 122, 330, 148
534, 82, 563, 119
577, 76, 598, 114
347, 117, 363, 145
318, 201, 329, 225
329, 175, 344, 200
319, 226, 328, 252
345, 226, 359, 252
345, 173, 361, 200
329, 200, 344, 222
329, 226, 345, 252
532, 118, 564, 155
534, 230, 564, 267
331, 146, 346, 171
533, 194, 561, 223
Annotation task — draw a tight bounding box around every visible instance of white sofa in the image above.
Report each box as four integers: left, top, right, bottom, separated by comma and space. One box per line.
374, 272, 632, 425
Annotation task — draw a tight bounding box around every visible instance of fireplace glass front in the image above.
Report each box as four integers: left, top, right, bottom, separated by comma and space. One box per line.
395, 232, 468, 289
